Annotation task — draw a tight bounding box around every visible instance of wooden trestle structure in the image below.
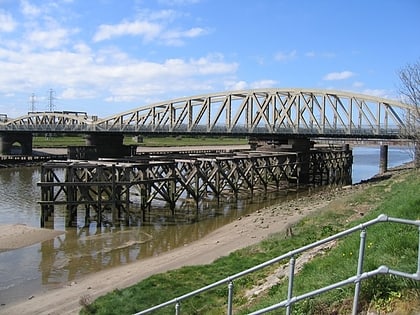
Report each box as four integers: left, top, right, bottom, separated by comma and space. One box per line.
38, 146, 352, 227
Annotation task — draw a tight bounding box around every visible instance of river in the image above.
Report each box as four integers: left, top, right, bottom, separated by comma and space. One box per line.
0, 146, 412, 307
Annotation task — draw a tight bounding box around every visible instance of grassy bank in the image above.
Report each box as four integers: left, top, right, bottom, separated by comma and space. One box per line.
32, 135, 247, 148
81, 168, 420, 315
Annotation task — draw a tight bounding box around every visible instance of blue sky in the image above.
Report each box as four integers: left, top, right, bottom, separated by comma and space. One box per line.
0, 0, 419, 118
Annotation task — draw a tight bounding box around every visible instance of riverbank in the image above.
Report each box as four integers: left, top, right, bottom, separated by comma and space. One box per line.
0, 225, 64, 252
0, 171, 380, 315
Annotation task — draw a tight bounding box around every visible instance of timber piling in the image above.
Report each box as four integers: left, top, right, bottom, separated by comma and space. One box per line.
38, 146, 352, 228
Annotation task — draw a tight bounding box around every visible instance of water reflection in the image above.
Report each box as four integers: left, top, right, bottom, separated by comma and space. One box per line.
37, 189, 291, 286
352, 146, 412, 183
0, 146, 413, 305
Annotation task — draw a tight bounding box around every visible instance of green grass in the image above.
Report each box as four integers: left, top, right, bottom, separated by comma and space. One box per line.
129, 135, 247, 146
33, 135, 86, 147
32, 135, 247, 148
80, 169, 420, 315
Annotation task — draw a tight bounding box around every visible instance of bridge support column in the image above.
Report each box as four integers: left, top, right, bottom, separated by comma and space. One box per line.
289, 139, 312, 185
85, 133, 133, 158
251, 137, 313, 185
0, 132, 33, 155
379, 144, 388, 174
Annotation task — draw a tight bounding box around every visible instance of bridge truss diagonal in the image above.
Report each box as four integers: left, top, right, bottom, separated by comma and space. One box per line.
95, 89, 414, 138
0, 111, 95, 133
0, 88, 416, 139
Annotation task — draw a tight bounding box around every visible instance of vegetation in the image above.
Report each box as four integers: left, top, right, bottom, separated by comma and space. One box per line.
398, 59, 420, 167
127, 135, 248, 147
32, 135, 247, 148
80, 168, 420, 315
33, 135, 86, 147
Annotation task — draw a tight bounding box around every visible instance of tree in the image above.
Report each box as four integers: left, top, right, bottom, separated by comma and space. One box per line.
398, 59, 420, 167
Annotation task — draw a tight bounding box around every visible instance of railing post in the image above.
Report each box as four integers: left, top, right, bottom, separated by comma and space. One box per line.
417, 226, 420, 277
175, 300, 180, 315
286, 256, 296, 315
227, 280, 234, 315
352, 229, 367, 315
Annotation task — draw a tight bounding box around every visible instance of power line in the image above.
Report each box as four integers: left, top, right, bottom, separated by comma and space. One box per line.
29, 93, 37, 112
47, 88, 56, 111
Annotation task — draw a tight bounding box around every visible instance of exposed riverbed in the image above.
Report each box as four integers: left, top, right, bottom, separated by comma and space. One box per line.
0, 146, 412, 307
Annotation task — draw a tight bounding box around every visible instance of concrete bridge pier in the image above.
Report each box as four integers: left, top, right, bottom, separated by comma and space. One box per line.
85, 133, 133, 158
286, 139, 312, 186
379, 144, 388, 174
251, 137, 313, 185
0, 132, 33, 155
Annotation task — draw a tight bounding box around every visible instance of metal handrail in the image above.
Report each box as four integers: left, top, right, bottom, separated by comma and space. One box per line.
133, 214, 420, 315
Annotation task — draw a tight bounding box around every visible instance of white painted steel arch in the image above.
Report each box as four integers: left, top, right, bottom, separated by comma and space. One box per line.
0, 111, 94, 132
95, 88, 414, 138
0, 89, 415, 138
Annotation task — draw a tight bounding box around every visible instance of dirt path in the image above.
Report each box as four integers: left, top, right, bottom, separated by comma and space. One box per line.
0, 185, 359, 315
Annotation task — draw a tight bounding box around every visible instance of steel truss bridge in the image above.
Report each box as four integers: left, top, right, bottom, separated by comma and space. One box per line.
0, 88, 416, 139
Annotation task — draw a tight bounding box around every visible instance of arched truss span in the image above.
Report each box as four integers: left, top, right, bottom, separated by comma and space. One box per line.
0, 111, 93, 132
95, 89, 414, 138
0, 89, 415, 138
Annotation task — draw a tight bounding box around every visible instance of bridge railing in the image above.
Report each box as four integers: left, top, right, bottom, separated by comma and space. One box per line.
0, 115, 407, 138
0, 124, 96, 132
133, 214, 420, 315
92, 124, 404, 137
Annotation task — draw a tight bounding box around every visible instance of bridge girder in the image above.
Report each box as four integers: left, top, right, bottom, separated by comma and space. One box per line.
95, 89, 414, 138
0, 89, 415, 139
0, 111, 93, 133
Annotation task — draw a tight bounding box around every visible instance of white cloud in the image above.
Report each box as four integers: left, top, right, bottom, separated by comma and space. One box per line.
162, 27, 207, 46
192, 55, 238, 75
145, 9, 178, 22
361, 89, 388, 98
224, 79, 277, 91
0, 3, 229, 115
93, 14, 207, 46
93, 20, 162, 42
251, 80, 277, 89
61, 87, 97, 100
305, 51, 316, 58
352, 81, 364, 88
323, 71, 355, 81
305, 51, 335, 58
0, 10, 17, 32
274, 50, 297, 62
225, 80, 248, 91
27, 27, 75, 49
0, 38, 238, 106
20, 0, 42, 17
158, 0, 201, 5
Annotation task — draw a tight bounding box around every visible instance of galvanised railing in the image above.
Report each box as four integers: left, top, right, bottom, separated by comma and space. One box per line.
133, 214, 420, 315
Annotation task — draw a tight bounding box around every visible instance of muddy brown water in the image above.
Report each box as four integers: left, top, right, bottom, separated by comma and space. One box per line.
0, 146, 411, 306
0, 166, 306, 306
